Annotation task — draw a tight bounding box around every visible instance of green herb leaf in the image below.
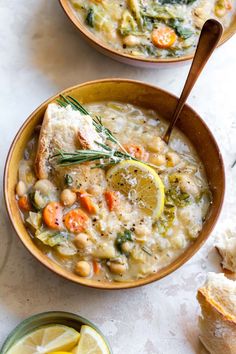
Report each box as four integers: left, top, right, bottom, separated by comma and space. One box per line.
142, 245, 153, 256
160, 0, 197, 4
115, 229, 133, 253
64, 174, 73, 186
86, 8, 94, 27
168, 19, 194, 39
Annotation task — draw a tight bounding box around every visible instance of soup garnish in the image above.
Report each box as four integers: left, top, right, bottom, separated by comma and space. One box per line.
16, 97, 211, 282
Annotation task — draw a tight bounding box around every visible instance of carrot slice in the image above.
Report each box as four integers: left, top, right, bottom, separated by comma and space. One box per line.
63, 208, 88, 233
79, 190, 97, 214
104, 191, 118, 212
18, 196, 31, 212
93, 260, 101, 274
151, 27, 177, 49
124, 144, 149, 161
43, 202, 63, 230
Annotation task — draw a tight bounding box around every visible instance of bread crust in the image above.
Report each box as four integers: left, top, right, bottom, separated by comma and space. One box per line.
35, 103, 103, 179
197, 278, 236, 354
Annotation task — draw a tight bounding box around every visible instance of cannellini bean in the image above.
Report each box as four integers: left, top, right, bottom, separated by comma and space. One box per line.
60, 189, 77, 206
123, 35, 140, 47
166, 152, 180, 167
135, 224, 150, 241
121, 241, 133, 254
16, 181, 26, 197
109, 262, 127, 275
147, 137, 166, 153
34, 179, 56, 195
149, 154, 166, 166
179, 174, 199, 197
74, 261, 91, 277
87, 185, 102, 196
74, 233, 90, 250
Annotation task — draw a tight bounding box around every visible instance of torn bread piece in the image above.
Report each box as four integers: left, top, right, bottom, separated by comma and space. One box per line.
197, 272, 236, 354
35, 103, 103, 179
215, 230, 236, 273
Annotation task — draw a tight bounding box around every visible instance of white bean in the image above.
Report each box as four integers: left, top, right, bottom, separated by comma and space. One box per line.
147, 137, 166, 153
149, 154, 166, 166
179, 174, 199, 197
16, 180, 26, 197
60, 189, 77, 206
74, 261, 91, 277
74, 233, 90, 250
123, 35, 140, 47
121, 241, 133, 254
34, 179, 56, 195
109, 262, 127, 275
166, 152, 180, 167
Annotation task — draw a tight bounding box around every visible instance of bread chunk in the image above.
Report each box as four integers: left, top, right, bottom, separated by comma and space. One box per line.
215, 230, 236, 273
197, 272, 236, 354
35, 103, 103, 179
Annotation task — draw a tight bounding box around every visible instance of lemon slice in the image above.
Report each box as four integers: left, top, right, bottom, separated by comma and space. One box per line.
6, 325, 80, 354
74, 325, 109, 354
106, 160, 165, 219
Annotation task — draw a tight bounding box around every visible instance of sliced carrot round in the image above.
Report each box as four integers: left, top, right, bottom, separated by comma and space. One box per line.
63, 208, 88, 233
151, 27, 177, 49
43, 202, 63, 230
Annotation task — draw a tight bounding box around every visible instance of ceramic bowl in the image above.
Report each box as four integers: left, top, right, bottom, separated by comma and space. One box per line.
0, 311, 112, 353
59, 0, 236, 68
4, 79, 225, 289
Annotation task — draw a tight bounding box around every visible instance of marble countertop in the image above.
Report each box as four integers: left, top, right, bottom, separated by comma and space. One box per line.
1, 1, 236, 353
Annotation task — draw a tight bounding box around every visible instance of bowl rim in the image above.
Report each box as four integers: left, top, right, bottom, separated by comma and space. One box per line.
0, 311, 113, 353
58, 0, 236, 65
4, 78, 225, 290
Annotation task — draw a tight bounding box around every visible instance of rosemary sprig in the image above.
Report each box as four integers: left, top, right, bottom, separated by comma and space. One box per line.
53, 147, 136, 168
55, 95, 159, 170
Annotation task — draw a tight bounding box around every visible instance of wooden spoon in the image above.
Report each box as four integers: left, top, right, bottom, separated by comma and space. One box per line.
163, 19, 223, 144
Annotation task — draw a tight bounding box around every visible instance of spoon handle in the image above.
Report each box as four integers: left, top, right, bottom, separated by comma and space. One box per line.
163, 19, 223, 144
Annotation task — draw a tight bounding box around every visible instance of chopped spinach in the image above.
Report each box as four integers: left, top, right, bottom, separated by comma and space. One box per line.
160, 0, 197, 4
115, 229, 133, 253
168, 19, 194, 39
64, 174, 73, 186
28, 191, 41, 211
86, 8, 94, 27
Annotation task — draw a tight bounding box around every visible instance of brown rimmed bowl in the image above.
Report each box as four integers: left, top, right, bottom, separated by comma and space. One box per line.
0, 311, 112, 353
59, 0, 236, 68
4, 79, 225, 289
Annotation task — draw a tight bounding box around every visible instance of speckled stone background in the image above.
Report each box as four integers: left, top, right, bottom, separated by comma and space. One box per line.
0, 1, 236, 353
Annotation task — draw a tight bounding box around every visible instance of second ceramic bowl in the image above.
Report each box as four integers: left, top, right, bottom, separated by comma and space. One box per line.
59, 0, 236, 68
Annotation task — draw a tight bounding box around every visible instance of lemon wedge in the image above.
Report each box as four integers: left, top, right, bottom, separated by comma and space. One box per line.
106, 160, 165, 219
73, 325, 109, 354
6, 325, 80, 354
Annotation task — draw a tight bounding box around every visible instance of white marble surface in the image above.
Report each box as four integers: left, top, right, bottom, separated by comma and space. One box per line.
0, 1, 236, 353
